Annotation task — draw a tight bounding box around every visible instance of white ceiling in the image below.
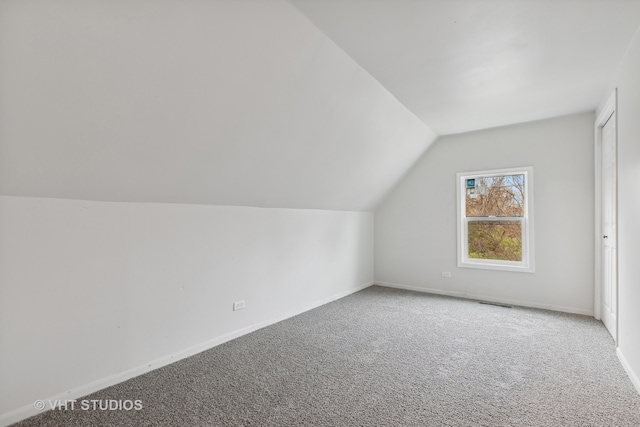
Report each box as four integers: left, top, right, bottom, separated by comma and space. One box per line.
0, 0, 435, 211
3, 1, 640, 211
291, 0, 640, 135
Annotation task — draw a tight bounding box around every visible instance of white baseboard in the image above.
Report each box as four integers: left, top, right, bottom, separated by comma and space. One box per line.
374, 281, 594, 316
617, 348, 640, 395
0, 281, 373, 427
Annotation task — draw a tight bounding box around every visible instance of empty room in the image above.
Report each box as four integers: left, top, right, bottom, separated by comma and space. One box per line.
2, 0, 640, 425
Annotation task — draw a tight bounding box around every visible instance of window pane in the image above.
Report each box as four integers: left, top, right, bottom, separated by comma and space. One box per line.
465, 174, 525, 217
468, 220, 522, 261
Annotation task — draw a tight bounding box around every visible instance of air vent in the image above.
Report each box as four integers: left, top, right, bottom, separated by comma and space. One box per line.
479, 301, 512, 308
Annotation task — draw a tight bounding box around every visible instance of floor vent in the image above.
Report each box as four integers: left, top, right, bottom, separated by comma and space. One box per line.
479, 301, 512, 308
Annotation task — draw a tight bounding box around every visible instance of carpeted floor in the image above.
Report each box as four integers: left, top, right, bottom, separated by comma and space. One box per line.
14, 286, 640, 426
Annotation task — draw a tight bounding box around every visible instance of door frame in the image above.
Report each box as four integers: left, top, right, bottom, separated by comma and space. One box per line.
594, 89, 618, 344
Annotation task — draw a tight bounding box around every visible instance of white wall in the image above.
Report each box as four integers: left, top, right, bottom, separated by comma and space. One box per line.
375, 112, 595, 314
0, 0, 435, 211
601, 27, 640, 392
0, 2, 423, 422
0, 196, 374, 422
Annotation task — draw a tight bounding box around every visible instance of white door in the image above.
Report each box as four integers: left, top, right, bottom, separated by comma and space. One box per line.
601, 111, 617, 340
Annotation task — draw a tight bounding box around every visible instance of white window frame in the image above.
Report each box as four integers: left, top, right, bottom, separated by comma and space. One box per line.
456, 166, 535, 273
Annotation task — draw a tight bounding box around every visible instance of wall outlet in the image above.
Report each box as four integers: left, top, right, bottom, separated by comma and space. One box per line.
233, 300, 245, 311
441, 272, 452, 278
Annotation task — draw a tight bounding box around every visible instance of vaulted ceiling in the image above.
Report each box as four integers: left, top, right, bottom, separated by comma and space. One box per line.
292, 0, 640, 135
0, 0, 435, 211
1, 0, 639, 211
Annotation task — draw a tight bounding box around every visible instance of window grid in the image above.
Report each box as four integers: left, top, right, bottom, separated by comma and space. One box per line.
456, 167, 534, 273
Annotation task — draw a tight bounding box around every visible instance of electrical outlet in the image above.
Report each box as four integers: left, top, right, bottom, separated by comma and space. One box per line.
233, 300, 245, 311
441, 272, 452, 278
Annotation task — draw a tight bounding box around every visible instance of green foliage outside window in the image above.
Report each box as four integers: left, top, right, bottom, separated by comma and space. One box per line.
468, 221, 522, 261
466, 174, 524, 261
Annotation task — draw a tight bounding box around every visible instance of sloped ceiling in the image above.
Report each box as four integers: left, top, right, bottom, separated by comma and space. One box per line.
3, 1, 640, 212
292, 0, 640, 135
0, 0, 436, 211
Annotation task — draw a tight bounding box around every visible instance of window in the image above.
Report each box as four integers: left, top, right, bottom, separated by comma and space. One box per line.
457, 167, 534, 272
